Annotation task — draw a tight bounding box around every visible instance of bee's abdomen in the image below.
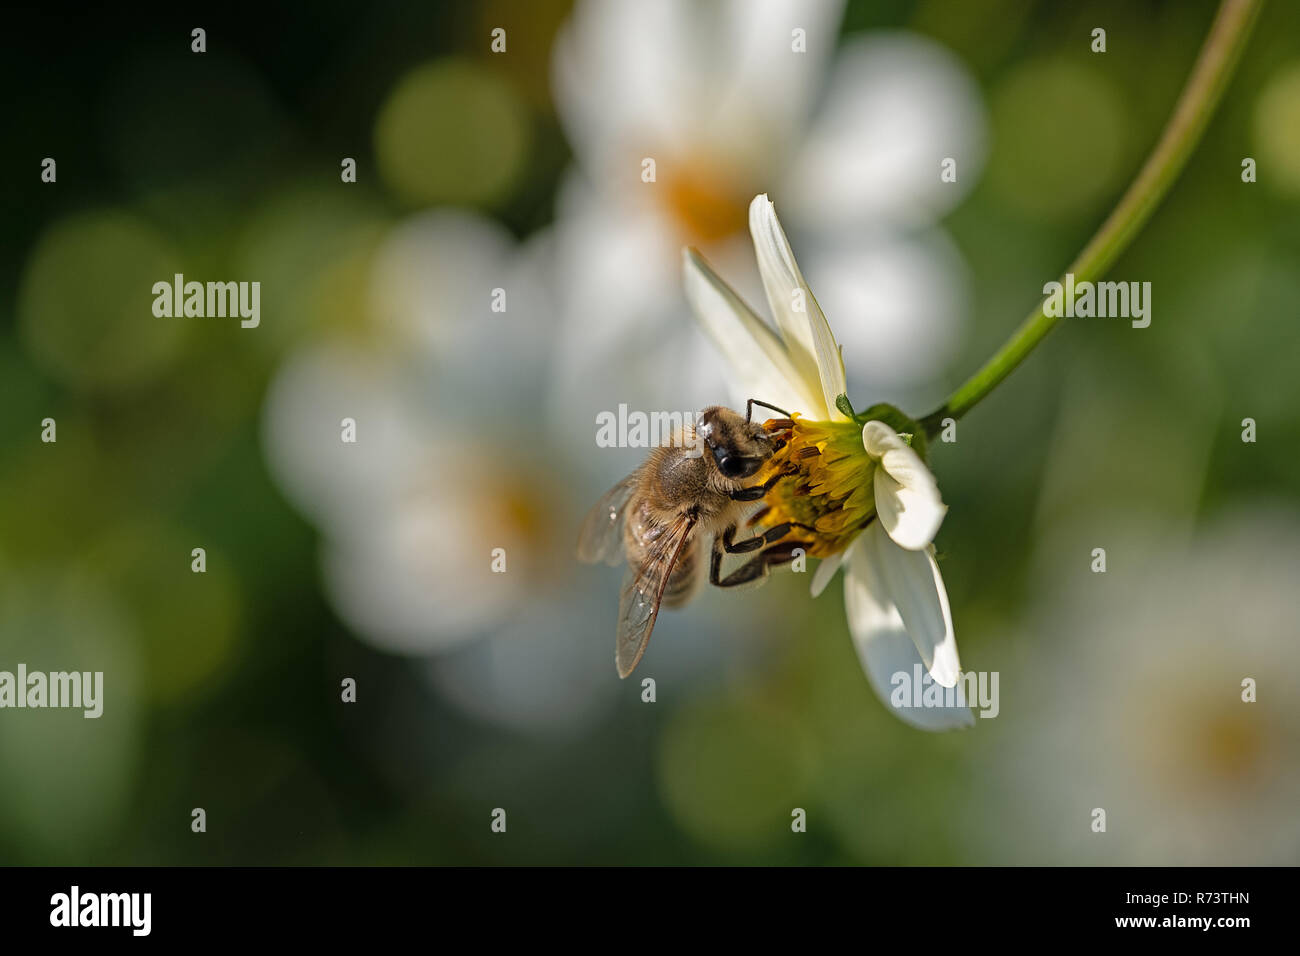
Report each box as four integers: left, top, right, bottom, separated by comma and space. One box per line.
661, 538, 700, 608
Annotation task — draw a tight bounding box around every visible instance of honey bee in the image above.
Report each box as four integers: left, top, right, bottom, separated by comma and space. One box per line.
578, 400, 811, 677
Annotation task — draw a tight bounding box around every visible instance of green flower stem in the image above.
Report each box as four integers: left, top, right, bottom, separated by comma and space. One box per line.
920, 0, 1263, 438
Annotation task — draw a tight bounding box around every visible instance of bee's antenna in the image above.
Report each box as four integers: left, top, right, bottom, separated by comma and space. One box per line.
746, 399, 792, 423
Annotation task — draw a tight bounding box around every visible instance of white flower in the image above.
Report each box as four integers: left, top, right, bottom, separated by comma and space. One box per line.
983, 509, 1300, 863
260, 211, 619, 734
684, 193, 971, 730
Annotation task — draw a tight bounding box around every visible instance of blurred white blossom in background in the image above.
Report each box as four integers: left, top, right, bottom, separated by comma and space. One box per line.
261, 212, 620, 732
979, 507, 1300, 864
546, 0, 986, 465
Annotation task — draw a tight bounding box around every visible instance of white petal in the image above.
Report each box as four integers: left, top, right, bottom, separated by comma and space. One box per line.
860, 523, 961, 687
262, 344, 432, 535
863, 420, 946, 550
712, 0, 845, 146
682, 247, 823, 416
810, 549, 844, 597
747, 196, 819, 384
748, 195, 846, 420
844, 537, 972, 730
784, 33, 987, 230
551, 0, 696, 179
369, 210, 551, 388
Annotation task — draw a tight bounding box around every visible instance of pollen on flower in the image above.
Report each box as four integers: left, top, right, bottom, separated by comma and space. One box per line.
757, 415, 877, 558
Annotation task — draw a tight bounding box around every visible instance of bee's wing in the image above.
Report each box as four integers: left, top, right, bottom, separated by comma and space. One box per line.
615, 512, 696, 678
577, 474, 639, 566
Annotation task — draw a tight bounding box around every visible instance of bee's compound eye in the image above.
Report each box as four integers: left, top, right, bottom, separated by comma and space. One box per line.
719, 456, 760, 479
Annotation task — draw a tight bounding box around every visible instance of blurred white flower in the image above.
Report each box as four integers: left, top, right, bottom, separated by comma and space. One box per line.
985, 508, 1300, 864
546, 0, 986, 450
261, 211, 617, 733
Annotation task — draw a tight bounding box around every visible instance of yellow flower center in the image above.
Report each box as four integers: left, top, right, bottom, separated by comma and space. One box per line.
758, 416, 877, 558
659, 153, 752, 245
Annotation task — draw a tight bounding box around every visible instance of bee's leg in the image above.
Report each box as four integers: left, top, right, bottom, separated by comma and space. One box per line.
710, 535, 765, 587
719, 521, 815, 554
709, 539, 808, 589
757, 520, 818, 542
719, 523, 761, 555
745, 399, 793, 422
729, 470, 792, 502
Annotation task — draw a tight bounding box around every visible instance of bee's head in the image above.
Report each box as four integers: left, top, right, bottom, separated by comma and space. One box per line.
696, 406, 775, 481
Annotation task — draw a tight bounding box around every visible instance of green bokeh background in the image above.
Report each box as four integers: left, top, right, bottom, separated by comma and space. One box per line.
2, 0, 1298, 865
